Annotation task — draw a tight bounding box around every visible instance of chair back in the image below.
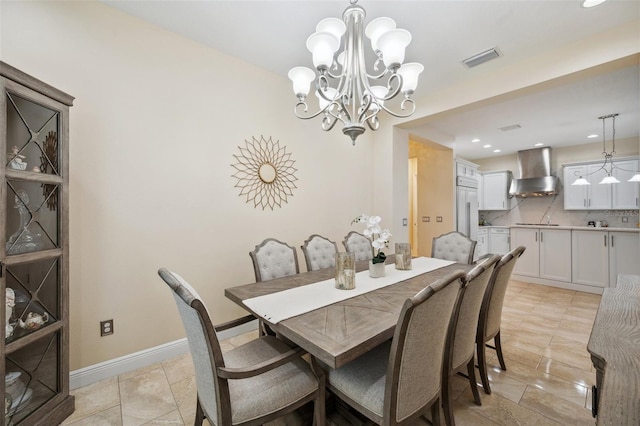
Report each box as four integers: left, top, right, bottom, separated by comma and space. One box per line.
250, 238, 300, 282
157, 268, 226, 424
384, 270, 465, 424
301, 234, 339, 271
431, 231, 477, 264
342, 231, 373, 261
480, 246, 526, 339
448, 255, 500, 371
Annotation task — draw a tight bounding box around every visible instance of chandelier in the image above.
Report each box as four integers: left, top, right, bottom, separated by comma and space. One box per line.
288, 0, 423, 145
572, 113, 640, 185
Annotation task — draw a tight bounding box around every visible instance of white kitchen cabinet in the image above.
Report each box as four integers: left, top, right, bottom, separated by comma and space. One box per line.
511, 228, 540, 277
612, 159, 640, 209
481, 171, 512, 211
608, 231, 640, 286
511, 227, 571, 282
456, 185, 478, 241
572, 230, 609, 287
489, 227, 511, 255
563, 158, 639, 210
456, 158, 479, 179
476, 228, 489, 260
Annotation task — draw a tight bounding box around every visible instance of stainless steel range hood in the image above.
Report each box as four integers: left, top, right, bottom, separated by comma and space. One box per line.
508, 147, 558, 197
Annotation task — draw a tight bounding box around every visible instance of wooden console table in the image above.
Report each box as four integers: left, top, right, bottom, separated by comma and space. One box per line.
587, 274, 640, 425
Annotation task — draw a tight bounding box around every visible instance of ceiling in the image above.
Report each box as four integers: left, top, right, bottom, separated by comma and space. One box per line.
103, 0, 639, 160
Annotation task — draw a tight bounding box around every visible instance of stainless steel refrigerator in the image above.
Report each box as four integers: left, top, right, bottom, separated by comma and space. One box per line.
456, 176, 478, 241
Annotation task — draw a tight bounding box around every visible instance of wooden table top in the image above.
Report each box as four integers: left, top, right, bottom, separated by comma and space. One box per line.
587, 274, 640, 425
225, 257, 472, 368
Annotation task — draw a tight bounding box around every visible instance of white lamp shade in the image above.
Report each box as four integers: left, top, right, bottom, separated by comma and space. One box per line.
316, 18, 346, 42
316, 87, 339, 110
288, 67, 316, 97
628, 173, 640, 182
599, 175, 620, 184
571, 177, 590, 186
307, 32, 340, 69
365, 17, 396, 52
377, 29, 411, 68
397, 62, 424, 92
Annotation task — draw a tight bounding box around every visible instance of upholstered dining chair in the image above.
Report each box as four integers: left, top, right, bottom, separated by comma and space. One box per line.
323, 270, 466, 426
432, 231, 477, 264
249, 238, 300, 335
476, 246, 526, 395
342, 231, 373, 261
249, 238, 300, 282
301, 234, 339, 271
441, 255, 500, 426
157, 268, 325, 426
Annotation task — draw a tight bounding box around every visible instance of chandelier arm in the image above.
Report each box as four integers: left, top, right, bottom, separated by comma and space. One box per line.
293, 101, 335, 121
375, 97, 416, 118
321, 109, 342, 132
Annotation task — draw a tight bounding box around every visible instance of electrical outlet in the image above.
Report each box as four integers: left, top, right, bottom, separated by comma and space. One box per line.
100, 319, 114, 336
436, 216, 443, 222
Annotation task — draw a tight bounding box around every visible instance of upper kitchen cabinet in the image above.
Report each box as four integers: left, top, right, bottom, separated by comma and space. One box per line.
563, 158, 639, 210
455, 158, 479, 180
480, 171, 512, 211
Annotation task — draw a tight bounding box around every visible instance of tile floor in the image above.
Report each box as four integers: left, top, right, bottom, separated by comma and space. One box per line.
61, 280, 600, 425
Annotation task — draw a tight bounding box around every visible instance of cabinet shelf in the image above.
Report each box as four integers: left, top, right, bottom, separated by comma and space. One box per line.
5, 170, 63, 185
5, 322, 63, 354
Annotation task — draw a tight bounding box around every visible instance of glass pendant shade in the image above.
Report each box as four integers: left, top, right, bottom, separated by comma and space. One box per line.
316, 87, 339, 110
397, 62, 424, 93
628, 173, 640, 182
288, 67, 316, 97
316, 18, 346, 41
307, 32, 340, 69
377, 29, 411, 68
572, 177, 590, 186
365, 17, 396, 51
599, 174, 620, 184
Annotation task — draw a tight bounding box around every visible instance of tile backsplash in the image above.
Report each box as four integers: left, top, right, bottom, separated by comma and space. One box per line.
480, 195, 639, 228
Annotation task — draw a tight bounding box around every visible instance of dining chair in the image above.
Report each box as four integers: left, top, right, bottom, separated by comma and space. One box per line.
342, 231, 373, 261
476, 246, 526, 395
301, 234, 339, 271
249, 238, 300, 335
441, 254, 500, 426
157, 268, 325, 426
322, 270, 466, 426
431, 231, 477, 264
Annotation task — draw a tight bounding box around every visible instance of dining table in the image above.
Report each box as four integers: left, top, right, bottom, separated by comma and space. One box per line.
225, 256, 473, 369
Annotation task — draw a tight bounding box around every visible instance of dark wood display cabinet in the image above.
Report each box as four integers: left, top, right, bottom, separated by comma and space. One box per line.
1, 62, 74, 425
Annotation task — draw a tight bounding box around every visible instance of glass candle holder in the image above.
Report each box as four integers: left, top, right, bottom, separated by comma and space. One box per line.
335, 252, 356, 290
395, 243, 412, 270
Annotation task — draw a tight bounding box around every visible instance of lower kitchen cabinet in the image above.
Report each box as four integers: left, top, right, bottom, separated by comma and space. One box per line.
511, 227, 571, 282
476, 228, 488, 260
609, 231, 640, 286
489, 227, 511, 255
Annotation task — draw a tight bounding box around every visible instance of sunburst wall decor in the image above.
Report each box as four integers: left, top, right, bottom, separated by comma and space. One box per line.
231, 136, 298, 210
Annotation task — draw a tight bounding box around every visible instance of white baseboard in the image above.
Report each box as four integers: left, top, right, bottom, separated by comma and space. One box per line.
70, 319, 258, 390
511, 275, 605, 295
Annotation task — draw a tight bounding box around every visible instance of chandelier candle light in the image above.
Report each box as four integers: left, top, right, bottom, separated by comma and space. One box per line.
572, 113, 640, 185
288, 0, 424, 145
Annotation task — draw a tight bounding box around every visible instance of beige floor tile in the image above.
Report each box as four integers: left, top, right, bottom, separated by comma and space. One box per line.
487, 343, 542, 370
537, 357, 595, 388
227, 330, 259, 347
519, 386, 594, 425
62, 377, 120, 424
63, 406, 123, 426
119, 366, 177, 426
143, 410, 184, 425
162, 352, 195, 384
482, 366, 528, 403
170, 375, 198, 424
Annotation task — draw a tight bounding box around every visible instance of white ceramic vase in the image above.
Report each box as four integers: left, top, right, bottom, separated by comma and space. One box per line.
369, 260, 386, 278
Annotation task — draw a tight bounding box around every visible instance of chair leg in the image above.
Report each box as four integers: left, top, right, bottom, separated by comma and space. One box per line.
477, 338, 491, 395
194, 398, 204, 426
430, 397, 441, 426
466, 359, 482, 406
313, 373, 326, 426
441, 372, 455, 426
495, 331, 506, 371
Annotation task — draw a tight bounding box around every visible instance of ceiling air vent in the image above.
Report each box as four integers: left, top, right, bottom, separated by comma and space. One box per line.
462, 47, 501, 68
499, 124, 522, 132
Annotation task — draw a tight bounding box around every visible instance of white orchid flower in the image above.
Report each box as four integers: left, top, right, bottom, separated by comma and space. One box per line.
372, 239, 385, 249
380, 230, 392, 240
367, 216, 381, 227
363, 228, 373, 238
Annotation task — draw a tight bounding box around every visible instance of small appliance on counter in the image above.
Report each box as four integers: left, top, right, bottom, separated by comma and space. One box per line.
588, 221, 595, 227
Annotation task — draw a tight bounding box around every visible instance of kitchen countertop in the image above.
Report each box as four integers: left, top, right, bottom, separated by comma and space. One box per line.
482, 224, 639, 232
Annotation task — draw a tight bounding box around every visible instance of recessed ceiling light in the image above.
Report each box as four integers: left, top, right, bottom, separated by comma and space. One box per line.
534, 143, 544, 147
472, 138, 480, 143
493, 149, 501, 153
587, 134, 599, 139
483, 144, 491, 148
582, 0, 607, 8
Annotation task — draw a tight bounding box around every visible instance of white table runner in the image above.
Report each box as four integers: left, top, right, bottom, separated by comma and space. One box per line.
244, 257, 456, 324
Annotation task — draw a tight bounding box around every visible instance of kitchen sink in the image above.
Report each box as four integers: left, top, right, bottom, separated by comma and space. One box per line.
515, 223, 560, 226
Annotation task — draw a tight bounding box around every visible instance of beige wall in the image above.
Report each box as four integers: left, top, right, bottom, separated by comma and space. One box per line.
408, 139, 454, 257
1, 1, 375, 370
